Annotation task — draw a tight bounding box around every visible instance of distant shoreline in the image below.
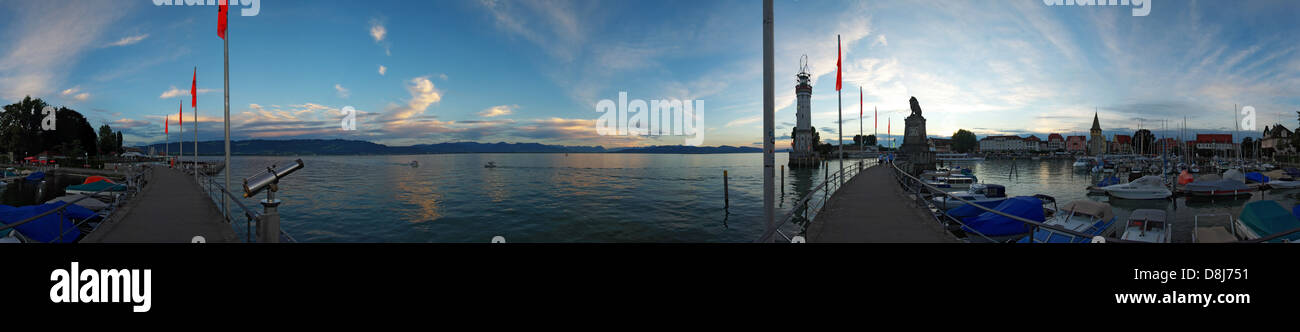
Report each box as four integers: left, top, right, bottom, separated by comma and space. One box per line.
135, 139, 767, 156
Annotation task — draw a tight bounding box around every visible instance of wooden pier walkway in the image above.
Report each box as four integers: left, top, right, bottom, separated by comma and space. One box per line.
83, 167, 238, 243
805, 165, 958, 243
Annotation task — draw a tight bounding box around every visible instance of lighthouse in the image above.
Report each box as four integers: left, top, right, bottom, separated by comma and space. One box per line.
790, 55, 817, 167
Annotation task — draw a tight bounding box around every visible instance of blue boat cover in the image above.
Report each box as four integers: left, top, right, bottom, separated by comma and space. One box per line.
960, 196, 1044, 237
24, 171, 44, 181
1246, 172, 1270, 183
1097, 176, 1120, 187
946, 200, 1005, 219
1239, 200, 1300, 242
0, 203, 97, 243
1293, 204, 1300, 220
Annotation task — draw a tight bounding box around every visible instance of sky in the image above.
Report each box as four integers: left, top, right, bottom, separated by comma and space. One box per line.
0, 0, 1297, 148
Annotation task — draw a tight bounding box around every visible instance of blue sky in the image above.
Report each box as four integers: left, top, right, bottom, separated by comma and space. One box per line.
0, 0, 1297, 148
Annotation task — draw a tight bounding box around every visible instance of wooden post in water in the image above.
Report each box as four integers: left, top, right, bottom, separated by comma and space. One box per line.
780, 165, 784, 195
723, 170, 729, 210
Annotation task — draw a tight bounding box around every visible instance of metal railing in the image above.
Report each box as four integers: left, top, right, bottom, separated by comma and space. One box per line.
197, 171, 296, 243
756, 159, 872, 243
0, 165, 145, 243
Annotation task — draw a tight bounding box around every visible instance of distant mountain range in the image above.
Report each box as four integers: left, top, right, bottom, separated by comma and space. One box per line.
136, 139, 761, 155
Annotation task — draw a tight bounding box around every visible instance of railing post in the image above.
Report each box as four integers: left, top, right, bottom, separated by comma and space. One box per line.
723, 170, 730, 210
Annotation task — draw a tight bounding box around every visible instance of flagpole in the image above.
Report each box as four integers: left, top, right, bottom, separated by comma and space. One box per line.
223, 3, 232, 223
194, 67, 199, 184
837, 34, 842, 184
859, 86, 863, 153
179, 101, 183, 171
761, 0, 774, 237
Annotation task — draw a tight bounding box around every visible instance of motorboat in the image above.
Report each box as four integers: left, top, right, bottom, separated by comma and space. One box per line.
1072, 158, 1093, 168
63, 181, 126, 197
955, 196, 1047, 243
1234, 200, 1300, 242
1103, 175, 1172, 200
1121, 209, 1170, 243
484, 161, 498, 168
937, 175, 976, 188
932, 184, 1007, 210
1086, 176, 1121, 195
1017, 200, 1118, 243
1269, 179, 1300, 189
410, 160, 420, 168
1183, 179, 1253, 197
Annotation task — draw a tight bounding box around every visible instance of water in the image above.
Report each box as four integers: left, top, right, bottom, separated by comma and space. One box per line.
1, 173, 92, 207
945, 159, 1296, 242
205, 153, 869, 243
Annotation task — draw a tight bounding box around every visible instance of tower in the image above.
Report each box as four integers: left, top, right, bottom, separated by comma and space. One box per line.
1088, 111, 1106, 155
790, 55, 817, 167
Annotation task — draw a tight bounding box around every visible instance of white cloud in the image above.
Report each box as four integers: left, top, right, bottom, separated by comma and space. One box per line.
334, 84, 350, 98
438, 73, 448, 80
369, 18, 390, 55
107, 34, 148, 47
387, 76, 443, 121
378, 65, 387, 76
478, 104, 517, 117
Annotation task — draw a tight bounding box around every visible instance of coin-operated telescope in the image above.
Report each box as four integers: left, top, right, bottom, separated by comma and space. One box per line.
242, 159, 304, 243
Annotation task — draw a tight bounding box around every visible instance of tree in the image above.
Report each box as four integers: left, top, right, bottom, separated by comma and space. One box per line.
1132, 129, 1156, 155
852, 134, 878, 147
0, 96, 98, 158
116, 131, 124, 153
951, 129, 977, 153
98, 124, 116, 155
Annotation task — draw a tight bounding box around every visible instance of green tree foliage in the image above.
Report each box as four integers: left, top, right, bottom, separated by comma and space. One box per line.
951, 129, 977, 153
0, 96, 100, 158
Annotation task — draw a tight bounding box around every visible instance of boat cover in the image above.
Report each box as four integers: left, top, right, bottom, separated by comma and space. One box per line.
945, 200, 1006, 219
0, 203, 97, 243
24, 171, 44, 181
1061, 200, 1115, 221
960, 196, 1044, 237
45, 195, 110, 211
1096, 176, 1121, 187
1185, 179, 1250, 193
1238, 200, 1300, 242
1178, 171, 1194, 185
1126, 175, 1165, 188
1223, 169, 1246, 183
1197, 174, 1222, 182
1128, 209, 1166, 223
1245, 172, 1269, 183
65, 181, 126, 193
1293, 204, 1300, 220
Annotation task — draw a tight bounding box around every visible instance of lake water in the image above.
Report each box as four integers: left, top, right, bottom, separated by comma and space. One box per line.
208, 153, 869, 243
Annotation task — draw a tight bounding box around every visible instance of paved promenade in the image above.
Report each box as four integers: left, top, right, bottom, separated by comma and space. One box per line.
83, 167, 237, 243
805, 165, 958, 243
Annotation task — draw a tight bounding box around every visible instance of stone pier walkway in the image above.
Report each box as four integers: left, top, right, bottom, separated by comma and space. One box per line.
83, 166, 237, 243
805, 165, 958, 243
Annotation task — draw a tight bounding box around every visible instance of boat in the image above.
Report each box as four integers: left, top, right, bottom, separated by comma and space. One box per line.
937, 175, 976, 188
1120, 209, 1170, 243
45, 194, 110, 211
1183, 179, 1254, 197
932, 184, 1007, 210
63, 181, 127, 197
1086, 176, 1121, 195
1193, 214, 1238, 243
956, 196, 1048, 243
83, 176, 113, 184
484, 161, 498, 168
1233, 200, 1300, 242
1189, 165, 1200, 173
1269, 179, 1300, 189
1017, 200, 1118, 243
0, 203, 99, 243
410, 161, 419, 168
24, 171, 44, 181
935, 153, 984, 161
1244, 172, 1269, 184
1072, 157, 1093, 168
1103, 175, 1172, 200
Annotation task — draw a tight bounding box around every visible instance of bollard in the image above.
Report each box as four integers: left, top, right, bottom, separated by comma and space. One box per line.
780, 165, 784, 195
723, 170, 729, 210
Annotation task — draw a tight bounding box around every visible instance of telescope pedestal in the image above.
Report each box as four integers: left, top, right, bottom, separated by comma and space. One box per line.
259, 194, 282, 243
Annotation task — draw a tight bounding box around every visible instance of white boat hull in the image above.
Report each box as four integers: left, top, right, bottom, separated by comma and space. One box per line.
1106, 189, 1172, 200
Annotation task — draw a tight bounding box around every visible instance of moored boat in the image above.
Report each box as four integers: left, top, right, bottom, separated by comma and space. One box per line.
1103, 175, 1172, 200
1017, 200, 1118, 243
1120, 209, 1170, 243
1234, 200, 1300, 242
932, 184, 1007, 210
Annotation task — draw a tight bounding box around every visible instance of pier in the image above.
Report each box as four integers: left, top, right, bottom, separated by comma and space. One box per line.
804, 165, 958, 243
83, 166, 238, 243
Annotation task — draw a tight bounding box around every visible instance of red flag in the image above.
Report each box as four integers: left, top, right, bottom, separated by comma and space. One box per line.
191, 68, 197, 108
218, 0, 228, 39
835, 37, 842, 91
179, 102, 183, 126
165, 115, 169, 134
